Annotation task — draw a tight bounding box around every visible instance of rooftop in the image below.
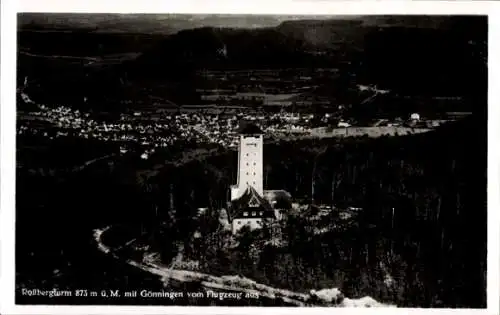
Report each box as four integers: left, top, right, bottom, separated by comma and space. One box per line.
229, 186, 274, 220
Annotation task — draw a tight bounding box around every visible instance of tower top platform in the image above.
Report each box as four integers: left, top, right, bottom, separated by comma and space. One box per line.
236, 121, 263, 135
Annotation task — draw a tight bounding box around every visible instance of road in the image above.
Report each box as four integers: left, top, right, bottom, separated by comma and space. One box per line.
71, 154, 117, 173
93, 226, 390, 307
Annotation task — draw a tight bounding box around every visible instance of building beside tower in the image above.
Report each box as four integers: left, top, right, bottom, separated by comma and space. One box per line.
228, 122, 292, 235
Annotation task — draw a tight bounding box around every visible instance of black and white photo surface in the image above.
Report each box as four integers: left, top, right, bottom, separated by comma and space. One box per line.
9, 10, 489, 310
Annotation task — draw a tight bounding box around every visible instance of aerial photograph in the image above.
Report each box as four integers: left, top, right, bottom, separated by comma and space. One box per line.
15, 13, 487, 308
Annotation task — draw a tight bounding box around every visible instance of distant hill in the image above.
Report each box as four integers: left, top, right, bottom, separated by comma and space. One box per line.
275, 15, 485, 50
360, 21, 487, 96
276, 18, 366, 51
124, 26, 314, 79
17, 15, 487, 110
126, 16, 486, 95
18, 13, 236, 33
18, 13, 342, 34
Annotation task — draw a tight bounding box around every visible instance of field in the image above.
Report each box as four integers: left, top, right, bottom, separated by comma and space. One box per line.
306, 126, 432, 138
19, 50, 141, 67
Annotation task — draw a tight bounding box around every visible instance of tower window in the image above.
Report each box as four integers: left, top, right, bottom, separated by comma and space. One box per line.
243, 212, 248, 216
253, 172, 256, 175
246, 163, 249, 166
246, 172, 249, 175
259, 211, 263, 216
253, 163, 256, 166
253, 181, 256, 185
246, 153, 249, 156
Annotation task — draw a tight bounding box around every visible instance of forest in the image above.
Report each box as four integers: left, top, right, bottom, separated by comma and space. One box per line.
153, 114, 486, 308
15, 111, 486, 307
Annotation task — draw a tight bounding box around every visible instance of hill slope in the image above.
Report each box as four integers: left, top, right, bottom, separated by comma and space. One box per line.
17, 16, 487, 111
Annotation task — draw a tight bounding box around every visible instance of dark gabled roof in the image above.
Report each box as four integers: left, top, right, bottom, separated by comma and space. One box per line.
236, 121, 263, 135
228, 186, 274, 220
